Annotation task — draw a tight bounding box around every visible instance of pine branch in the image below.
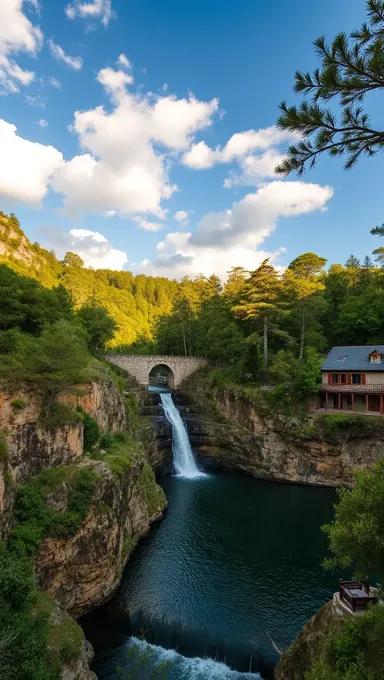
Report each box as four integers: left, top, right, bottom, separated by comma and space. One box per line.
276, 0, 384, 175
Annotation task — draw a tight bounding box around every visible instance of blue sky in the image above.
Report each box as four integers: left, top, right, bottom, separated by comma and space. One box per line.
1, 0, 383, 279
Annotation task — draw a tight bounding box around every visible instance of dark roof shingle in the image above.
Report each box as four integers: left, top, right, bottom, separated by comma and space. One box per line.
322, 346, 384, 371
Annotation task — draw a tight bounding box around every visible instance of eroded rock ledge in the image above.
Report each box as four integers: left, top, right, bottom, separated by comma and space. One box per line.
180, 376, 384, 486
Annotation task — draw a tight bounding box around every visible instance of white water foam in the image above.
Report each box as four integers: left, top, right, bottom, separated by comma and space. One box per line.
160, 392, 207, 479
127, 637, 262, 679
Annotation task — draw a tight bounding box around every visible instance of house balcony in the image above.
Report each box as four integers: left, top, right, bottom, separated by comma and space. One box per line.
321, 384, 384, 392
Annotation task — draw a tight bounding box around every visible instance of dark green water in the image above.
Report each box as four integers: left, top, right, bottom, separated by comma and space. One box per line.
82, 473, 336, 679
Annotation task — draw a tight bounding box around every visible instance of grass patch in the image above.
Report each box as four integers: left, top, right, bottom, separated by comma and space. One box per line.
88, 431, 143, 482
48, 614, 83, 664
11, 398, 26, 410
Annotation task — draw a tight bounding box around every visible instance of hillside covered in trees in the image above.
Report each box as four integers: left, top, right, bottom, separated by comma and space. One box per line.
2, 211, 384, 384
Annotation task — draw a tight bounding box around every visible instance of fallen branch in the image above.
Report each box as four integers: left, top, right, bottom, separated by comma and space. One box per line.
266, 631, 284, 656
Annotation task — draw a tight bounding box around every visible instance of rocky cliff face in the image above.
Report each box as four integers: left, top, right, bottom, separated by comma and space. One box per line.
0, 374, 167, 679
275, 599, 345, 680
0, 375, 126, 538
181, 379, 384, 486
36, 456, 166, 618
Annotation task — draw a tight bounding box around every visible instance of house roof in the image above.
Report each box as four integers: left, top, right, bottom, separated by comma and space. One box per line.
322, 346, 384, 372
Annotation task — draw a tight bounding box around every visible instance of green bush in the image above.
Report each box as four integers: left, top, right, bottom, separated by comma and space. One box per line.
76, 407, 100, 450
99, 432, 115, 450
323, 458, 384, 577
314, 413, 384, 443
10, 398, 26, 410
89, 432, 140, 482
9, 467, 98, 557
306, 604, 384, 680
40, 403, 83, 430
0, 543, 60, 680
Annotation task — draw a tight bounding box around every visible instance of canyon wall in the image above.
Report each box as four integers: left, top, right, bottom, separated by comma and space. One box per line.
0, 374, 126, 538
0, 374, 168, 678
181, 376, 384, 486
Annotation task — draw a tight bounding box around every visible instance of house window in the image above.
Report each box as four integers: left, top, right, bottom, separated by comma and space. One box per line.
352, 374, 361, 384
332, 374, 339, 384
340, 374, 347, 384
370, 352, 382, 363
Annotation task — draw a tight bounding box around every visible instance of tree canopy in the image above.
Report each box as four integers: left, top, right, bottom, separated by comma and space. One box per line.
275, 1, 384, 176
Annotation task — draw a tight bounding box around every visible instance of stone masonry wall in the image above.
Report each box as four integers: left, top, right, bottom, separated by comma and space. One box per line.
107, 355, 209, 388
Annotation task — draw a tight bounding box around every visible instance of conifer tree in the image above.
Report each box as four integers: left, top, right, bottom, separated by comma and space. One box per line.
275, 1, 384, 176
233, 260, 283, 367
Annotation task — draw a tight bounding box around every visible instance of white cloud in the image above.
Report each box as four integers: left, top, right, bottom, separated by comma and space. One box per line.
65, 0, 115, 27
25, 92, 46, 108
174, 209, 192, 227
38, 118, 48, 127
133, 217, 164, 232
49, 76, 62, 89
181, 141, 216, 170
97, 66, 134, 96
117, 53, 131, 69
52, 64, 218, 217
41, 225, 127, 269
138, 180, 333, 279
0, 0, 42, 94
48, 39, 83, 70
224, 149, 287, 188
182, 125, 295, 169
0, 119, 62, 204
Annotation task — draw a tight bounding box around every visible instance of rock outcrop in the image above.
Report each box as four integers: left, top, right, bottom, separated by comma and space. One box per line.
36, 456, 166, 618
181, 378, 384, 486
0, 375, 126, 538
0, 373, 168, 679
275, 599, 346, 680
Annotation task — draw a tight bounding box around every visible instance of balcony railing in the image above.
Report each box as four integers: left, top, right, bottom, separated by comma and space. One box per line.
321, 383, 384, 392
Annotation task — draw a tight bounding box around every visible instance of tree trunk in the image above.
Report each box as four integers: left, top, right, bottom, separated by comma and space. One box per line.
181, 318, 187, 356
263, 316, 268, 366
299, 309, 305, 361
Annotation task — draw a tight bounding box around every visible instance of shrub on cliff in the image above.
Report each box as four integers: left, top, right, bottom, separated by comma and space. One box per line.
323, 458, 384, 577
0, 543, 59, 680
9, 466, 98, 557
314, 413, 384, 443
306, 603, 384, 680
76, 406, 100, 449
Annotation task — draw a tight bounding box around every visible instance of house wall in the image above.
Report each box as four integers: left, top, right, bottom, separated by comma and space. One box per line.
321, 371, 384, 385
366, 372, 384, 385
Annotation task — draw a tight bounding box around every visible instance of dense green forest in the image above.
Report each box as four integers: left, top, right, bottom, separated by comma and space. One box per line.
2, 210, 384, 392
0, 211, 178, 348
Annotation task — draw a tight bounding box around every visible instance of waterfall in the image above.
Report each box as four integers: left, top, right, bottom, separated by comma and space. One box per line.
160, 392, 206, 479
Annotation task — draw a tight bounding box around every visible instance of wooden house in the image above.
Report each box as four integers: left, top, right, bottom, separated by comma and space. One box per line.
318, 346, 384, 414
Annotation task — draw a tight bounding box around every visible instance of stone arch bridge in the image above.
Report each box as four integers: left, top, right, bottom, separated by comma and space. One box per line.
106, 355, 210, 389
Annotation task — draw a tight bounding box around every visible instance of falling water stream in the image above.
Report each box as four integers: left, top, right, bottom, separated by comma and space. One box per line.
82, 389, 336, 680
159, 392, 206, 479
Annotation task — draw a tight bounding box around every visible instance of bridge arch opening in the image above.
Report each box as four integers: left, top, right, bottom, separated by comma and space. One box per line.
149, 364, 175, 390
